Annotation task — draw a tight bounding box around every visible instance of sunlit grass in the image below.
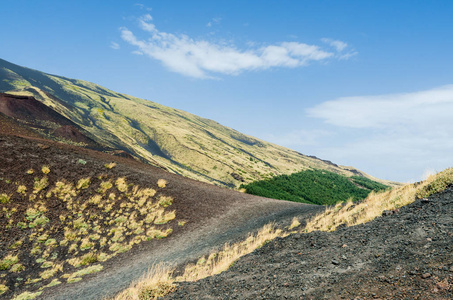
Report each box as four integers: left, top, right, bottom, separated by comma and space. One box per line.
114, 168, 453, 300
0, 170, 177, 298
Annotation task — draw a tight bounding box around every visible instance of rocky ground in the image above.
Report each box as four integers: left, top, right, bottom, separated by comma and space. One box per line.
167, 187, 453, 299
1, 115, 452, 300
0, 134, 321, 299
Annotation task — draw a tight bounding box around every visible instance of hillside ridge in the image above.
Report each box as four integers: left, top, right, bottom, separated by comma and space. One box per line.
0, 58, 396, 188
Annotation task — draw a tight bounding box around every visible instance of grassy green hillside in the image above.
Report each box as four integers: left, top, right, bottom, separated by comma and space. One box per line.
0, 58, 396, 188
240, 169, 390, 205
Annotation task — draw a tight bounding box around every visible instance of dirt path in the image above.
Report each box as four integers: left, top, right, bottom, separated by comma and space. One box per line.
40, 199, 321, 300
0, 134, 323, 300
167, 188, 453, 299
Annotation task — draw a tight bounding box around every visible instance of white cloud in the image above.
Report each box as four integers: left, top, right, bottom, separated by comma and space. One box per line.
321, 38, 347, 51
207, 17, 221, 27
306, 85, 453, 181
120, 15, 354, 78
307, 85, 453, 129
110, 42, 120, 50
321, 38, 357, 59
135, 3, 152, 11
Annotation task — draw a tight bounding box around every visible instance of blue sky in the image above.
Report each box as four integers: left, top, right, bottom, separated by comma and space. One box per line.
2, 1, 453, 182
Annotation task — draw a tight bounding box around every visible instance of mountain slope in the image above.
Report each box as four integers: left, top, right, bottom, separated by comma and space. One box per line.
0, 58, 394, 188
0, 134, 321, 299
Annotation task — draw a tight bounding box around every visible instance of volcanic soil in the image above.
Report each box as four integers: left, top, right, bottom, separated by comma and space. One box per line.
0, 132, 321, 300
167, 188, 453, 299
0, 93, 102, 148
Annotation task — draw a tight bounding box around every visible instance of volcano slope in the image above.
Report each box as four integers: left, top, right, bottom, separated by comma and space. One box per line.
0, 58, 397, 189
167, 187, 453, 299
0, 132, 322, 300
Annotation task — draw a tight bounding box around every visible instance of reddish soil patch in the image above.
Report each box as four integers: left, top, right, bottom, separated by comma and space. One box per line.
0, 112, 43, 137
52, 125, 97, 145
0, 93, 72, 125
0, 93, 102, 148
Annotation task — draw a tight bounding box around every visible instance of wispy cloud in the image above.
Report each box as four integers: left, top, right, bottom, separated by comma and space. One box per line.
110, 42, 120, 50
307, 85, 453, 181
134, 3, 152, 11
120, 14, 356, 78
321, 38, 347, 51
321, 38, 357, 60
308, 85, 453, 129
207, 17, 221, 28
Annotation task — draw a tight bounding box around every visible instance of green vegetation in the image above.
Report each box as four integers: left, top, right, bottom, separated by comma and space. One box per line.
0, 255, 19, 270
115, 168, 452, 300
351, 176, 389, 192
240, 169, 389, 205
0, 193, 10, 203
0, 58, 395, 189
0, 168, 178, 298
305, 167, 453, 232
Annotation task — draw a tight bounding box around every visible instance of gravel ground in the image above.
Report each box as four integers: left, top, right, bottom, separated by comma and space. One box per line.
0, 134, 322, 300
167, 187, 453, 299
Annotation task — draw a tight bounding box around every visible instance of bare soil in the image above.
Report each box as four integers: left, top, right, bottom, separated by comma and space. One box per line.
167, 188, 453, 299
0, 132, 321, 300
0, 93, 103, 148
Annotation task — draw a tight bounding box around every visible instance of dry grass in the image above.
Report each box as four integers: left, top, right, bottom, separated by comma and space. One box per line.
12, 291, 42, 300
41, 166, 50, 175
0, 284, 8, 295
0, 193, 10, 204
0, 255, 19, 270
113, 224, 285, 299
157, 179, 167, 188
288, 217, 301, 230
179, 223, 284, 282
113, 264, 175, 300
0, 169, 179, 298
105, 162, 117, 169
304, 167, 453, 233
113, 168, 453, 300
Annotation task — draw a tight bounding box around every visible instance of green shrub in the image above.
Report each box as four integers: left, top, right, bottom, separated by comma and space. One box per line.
240, 169, 389, 205
0, 194, 10, 203
0, 255, 19, 270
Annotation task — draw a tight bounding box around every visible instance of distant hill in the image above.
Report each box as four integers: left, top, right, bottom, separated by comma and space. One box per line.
240, 169, 390, 205
0, 58, 396, 188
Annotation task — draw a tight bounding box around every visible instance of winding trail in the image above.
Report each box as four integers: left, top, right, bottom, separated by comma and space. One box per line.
0, 133, 323, 300
41, 199, 321, 300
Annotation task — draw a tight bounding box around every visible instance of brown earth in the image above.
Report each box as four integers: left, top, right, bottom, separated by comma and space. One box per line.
4, 101, 448, 300
0, 129, 321, 299
167, 189, 453, 300
52, 125, 98, 146
0, 93, 104, 149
